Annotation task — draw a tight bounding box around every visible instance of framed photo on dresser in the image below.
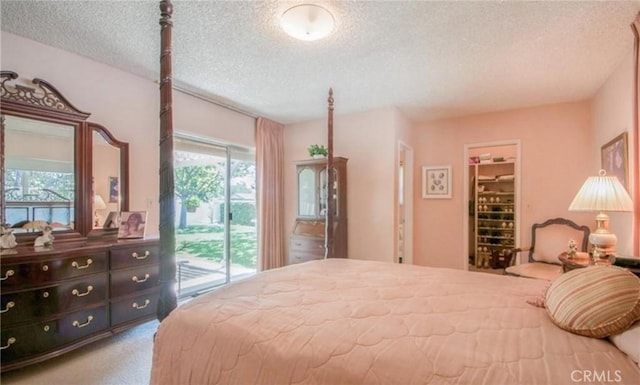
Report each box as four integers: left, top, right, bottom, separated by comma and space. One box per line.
117, 211, 147, 239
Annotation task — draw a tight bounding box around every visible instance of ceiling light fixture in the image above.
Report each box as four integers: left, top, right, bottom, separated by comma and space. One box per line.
280, 4, 335, 41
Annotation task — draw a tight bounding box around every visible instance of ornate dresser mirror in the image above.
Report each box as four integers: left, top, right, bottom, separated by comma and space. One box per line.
0, 71, 129, 243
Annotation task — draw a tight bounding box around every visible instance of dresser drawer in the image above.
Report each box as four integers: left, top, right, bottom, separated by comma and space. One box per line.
110, 244, 159, 270
289, 251, 324, 265
0, 305, 107, 363
290, 237, 325, 253
110, 290, 159, 326
1, 251, 107, 289
110, 264, 160, 297
1, 273, 107, 327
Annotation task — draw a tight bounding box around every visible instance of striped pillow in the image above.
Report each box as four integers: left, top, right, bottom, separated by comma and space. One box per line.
545, 266, 640, 338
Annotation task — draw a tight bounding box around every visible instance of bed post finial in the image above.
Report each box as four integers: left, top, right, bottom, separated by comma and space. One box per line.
325, 88, 334, 259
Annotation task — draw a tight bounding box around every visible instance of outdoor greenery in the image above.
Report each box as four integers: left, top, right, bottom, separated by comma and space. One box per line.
175, 224, 257, 268
218, 202, 256, 226
5, 170, 74, 200
174, 165, 223, 228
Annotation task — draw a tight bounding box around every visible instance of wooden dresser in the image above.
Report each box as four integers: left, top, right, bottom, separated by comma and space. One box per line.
0, 238, 159, 372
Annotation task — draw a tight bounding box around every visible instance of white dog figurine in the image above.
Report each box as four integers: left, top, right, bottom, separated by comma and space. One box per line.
0, 226, 17, 249
34, 226, 55, 247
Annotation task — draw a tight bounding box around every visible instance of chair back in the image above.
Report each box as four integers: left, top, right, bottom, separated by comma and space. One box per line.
528, 218, 590, 264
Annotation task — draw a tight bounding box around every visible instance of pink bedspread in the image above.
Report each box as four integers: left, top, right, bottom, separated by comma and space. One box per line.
150, 259, 640, 384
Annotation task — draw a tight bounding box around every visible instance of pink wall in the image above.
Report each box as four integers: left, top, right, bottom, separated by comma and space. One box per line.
414, 102, 595, 269
591, 51, 636, 256
284, 107, 399, 262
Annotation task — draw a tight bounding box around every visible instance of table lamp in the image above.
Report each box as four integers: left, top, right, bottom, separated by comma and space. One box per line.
568, 170, 633, 257
93, 194, 107, 227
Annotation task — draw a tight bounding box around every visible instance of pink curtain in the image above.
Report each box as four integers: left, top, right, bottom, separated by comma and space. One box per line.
256, 117, 285, 270
632, 14, 639, 255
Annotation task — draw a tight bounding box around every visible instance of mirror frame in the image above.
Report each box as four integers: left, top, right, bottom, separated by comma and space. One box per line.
0, 71, 128, 243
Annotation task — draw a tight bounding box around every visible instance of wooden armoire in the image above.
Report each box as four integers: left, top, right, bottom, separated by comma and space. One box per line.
289, 157, 347, 264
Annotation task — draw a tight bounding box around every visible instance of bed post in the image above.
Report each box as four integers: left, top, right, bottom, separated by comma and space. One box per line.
325, 88, 334, 259
157, 0, 177, 321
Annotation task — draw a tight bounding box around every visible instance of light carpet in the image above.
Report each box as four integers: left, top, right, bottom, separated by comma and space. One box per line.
1, 320, 159, 385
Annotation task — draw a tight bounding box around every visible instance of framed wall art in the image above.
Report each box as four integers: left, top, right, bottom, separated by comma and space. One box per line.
109, 176, 119, 203
422, 165, 452, 199
601, 132, 628, 191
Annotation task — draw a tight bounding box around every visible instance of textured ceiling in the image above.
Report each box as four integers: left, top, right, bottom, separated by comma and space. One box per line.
1, 1, 639, 124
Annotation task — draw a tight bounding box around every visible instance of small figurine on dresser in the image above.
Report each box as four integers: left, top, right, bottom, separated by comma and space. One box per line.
34, 225, 55, 247
0, 225, 17, 249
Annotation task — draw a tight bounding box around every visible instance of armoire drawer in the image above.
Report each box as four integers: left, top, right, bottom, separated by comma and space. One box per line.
1, 273, 108, 327
289, 251, 323, 265
110, 264, 160, 297
1, 251, 107, 289
0, 305, 107, 363
110, 244, 160, 270
110, 290, 160, 326
290, 237, 325, 253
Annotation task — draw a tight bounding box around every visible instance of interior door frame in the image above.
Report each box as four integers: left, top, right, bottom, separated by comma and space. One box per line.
397, 141, 414, 264
462, 139, 521, 270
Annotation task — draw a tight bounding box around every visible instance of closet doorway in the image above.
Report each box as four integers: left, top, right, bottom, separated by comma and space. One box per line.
462, 140, 521, 273
174, 135, 257, 298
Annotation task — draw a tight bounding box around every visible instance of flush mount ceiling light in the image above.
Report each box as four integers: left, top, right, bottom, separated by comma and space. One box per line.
280, 4, 335, 41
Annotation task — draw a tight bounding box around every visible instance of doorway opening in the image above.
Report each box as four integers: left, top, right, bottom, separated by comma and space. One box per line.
396, 141, 414, 264
463, 140, 521, 273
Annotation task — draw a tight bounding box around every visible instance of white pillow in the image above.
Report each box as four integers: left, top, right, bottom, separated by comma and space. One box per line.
609, 321, 640, 366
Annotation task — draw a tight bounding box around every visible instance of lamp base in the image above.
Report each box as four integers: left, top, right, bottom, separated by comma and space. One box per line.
589, 232, 617, 258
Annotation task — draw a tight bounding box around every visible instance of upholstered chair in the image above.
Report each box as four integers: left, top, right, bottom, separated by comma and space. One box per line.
505, 217, 590, 280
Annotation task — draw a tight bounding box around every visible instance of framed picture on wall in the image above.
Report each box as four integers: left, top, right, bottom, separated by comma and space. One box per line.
422, 165, 452, 199
109, 176, 119, 203
601, 132, 628, 191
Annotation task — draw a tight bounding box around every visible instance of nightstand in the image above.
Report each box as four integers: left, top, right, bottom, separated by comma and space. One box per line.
558, 252, 611, 273
558, 253, 640, 277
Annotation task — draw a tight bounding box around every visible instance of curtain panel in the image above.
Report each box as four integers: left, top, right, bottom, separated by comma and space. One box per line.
256, 117, 285, 270
632, 13, 640, 255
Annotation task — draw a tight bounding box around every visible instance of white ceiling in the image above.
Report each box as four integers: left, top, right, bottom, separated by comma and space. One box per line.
1, 1, 639, 124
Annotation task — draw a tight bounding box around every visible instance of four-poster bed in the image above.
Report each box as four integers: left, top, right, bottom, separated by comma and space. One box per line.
151, 3, 640, 384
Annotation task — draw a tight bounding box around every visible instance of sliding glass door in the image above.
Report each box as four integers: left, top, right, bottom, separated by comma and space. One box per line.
174, 136, 256, 298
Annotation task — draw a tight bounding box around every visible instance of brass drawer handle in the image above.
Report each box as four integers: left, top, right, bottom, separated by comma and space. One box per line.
131, 251, 150, 260
1, 269, 15, 281
71, 259, 93, 270
132, 299, 151, 310
0, 301, 15, 314
72, 285, 94, 297
72, 315, 94, 328
1, 337, 16, 350
132, 273, 150, 283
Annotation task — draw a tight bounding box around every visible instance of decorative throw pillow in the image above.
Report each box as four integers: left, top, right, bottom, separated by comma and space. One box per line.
609, 321, 640, 365
545, 266, 640, 338
526, 281, 552, 308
